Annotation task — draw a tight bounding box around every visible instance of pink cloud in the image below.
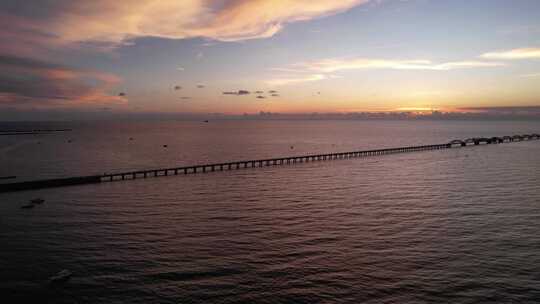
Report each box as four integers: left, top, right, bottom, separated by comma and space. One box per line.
2, 0, 369, 45
0, 55, 125, 108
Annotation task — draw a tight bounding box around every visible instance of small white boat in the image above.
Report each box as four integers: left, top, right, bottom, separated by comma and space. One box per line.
49, 269, 72, 283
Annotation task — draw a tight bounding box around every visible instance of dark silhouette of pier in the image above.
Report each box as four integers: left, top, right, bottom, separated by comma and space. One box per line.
0, 129, 72, 136
1, 133, 538, 193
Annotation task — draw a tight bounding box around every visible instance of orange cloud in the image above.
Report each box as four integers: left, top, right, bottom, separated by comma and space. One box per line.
27, 0, 369, 44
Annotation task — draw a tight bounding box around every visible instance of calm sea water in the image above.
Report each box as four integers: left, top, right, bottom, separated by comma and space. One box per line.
1, 120, 540, 303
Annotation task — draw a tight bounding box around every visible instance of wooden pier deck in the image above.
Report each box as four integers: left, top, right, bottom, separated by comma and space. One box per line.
1, 133, 538, 193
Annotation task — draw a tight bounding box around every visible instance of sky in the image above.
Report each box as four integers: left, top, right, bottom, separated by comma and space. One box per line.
1, 0, 540, 119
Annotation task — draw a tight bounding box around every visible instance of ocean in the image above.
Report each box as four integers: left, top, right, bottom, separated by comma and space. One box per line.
1, 120, 540, 303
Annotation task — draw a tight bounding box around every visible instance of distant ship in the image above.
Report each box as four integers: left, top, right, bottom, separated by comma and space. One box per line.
30, 198, 45, 204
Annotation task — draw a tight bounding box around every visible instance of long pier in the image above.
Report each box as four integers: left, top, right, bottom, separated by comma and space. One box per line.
1, 134, 538, 193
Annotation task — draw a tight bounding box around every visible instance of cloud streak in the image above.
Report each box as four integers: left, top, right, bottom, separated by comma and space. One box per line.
265, 74, 328, 86
266, 57, 505, 85
520, 73, 540, 78
481, 48, 540, 60
294, 58, 505, 72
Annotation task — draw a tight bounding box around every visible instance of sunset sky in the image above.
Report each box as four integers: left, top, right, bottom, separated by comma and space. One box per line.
1, 0, 540, 118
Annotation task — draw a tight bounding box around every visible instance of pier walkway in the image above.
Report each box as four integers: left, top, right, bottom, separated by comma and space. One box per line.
1, 133, 538, 193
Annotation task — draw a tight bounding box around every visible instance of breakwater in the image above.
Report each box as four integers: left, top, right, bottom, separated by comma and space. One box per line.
0, 129, 72, 136
1, 134, 538, 193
